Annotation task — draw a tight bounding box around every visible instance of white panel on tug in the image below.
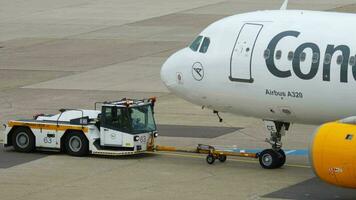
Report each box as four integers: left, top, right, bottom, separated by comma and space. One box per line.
100, 127, 123, 147
230, 23, 263, 83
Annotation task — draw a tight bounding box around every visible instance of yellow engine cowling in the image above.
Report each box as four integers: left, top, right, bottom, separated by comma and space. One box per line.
310, 121, 356, 188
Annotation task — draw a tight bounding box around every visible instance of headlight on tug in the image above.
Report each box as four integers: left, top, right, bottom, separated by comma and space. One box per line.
134, 136, 139, 141
153, 132, 158, 138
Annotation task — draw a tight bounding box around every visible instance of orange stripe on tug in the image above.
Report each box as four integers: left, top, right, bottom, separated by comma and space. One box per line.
8, 121, 89, 133
311, 121, 356, 188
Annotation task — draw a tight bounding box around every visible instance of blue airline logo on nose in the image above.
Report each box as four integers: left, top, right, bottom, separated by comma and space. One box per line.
192, 62, 204, 81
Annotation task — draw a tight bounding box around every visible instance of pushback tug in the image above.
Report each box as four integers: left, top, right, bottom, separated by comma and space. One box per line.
3, 98, 158, 156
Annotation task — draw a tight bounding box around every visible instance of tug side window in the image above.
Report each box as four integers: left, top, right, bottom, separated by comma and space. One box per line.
102, 107, 114, 128
189, 36, 203, 51
101, 106, 130, 132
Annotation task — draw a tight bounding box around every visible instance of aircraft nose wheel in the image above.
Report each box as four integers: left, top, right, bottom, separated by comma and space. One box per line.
258, 149, 286, 169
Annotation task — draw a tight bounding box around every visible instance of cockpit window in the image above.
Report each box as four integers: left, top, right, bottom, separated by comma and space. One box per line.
199, 37, 210, 53
189, 36, 203, 51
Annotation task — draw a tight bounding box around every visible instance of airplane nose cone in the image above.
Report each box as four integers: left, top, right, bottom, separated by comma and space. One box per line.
160, 56, 176, 88
161, 48, 188, 90
160, 61, 169, 85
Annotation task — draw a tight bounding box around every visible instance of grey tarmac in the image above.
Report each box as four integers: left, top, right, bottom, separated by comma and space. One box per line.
1, 0, 356, 199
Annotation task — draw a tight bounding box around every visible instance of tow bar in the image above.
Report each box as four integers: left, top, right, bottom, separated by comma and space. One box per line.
152, 144, 259, 165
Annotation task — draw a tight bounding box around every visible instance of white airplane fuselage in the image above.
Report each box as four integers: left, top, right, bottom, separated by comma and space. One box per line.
161, 10, 356, 124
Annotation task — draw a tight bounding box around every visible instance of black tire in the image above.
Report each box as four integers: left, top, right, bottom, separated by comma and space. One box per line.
206, 154, 215, 164
12, 127, 35, 153
276, 149, 286, 168
218, 155, 227, 162
65, 132, 89, 157
259, 149, 281, 169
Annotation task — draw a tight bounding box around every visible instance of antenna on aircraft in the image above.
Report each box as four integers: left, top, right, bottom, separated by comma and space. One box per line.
213, 110, 223, 123
280, 0, 288, 10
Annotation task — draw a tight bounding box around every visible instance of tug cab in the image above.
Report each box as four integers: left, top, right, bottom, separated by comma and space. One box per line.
96, 99, 157, 152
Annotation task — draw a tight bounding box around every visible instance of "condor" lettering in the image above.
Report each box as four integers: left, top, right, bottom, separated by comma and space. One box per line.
265, 30, 354, 83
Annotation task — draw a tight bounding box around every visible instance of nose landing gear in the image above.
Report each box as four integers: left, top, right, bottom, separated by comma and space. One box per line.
258, 120, 290, 169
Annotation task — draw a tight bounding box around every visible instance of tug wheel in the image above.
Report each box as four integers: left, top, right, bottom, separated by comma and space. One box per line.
65, 132, 89, 157
218, 155, 227, 162
12, 127, 35, 153
206, 154, 216, 164
259, 149, 284, 169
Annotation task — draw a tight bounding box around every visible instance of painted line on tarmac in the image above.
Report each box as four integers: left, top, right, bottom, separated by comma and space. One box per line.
228, 149, 309, 156
149, 151, 311, 169
285, 150, 296, 154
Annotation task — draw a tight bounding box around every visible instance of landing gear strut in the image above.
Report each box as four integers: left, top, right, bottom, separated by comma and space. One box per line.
258, 120, 290, 169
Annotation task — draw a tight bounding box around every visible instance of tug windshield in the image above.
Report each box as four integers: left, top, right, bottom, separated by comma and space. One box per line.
130, 105, 156, 134
101, 104, 156, 134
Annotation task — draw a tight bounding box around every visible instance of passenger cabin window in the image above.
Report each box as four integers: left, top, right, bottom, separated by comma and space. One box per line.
189, 36, 203, 51
337, 55, 343, 65
264, 49, 270, 59
287, 51, 294, 61
300, 52, 306, 62
199, 37, 210, 53
312, 53, 319, 64
275, 50, 282, 60
324, 54, 332, 65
